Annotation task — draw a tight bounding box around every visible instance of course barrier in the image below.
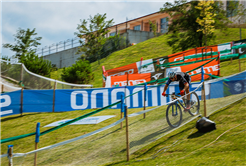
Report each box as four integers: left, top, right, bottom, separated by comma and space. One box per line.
1, 68, 246, 165
1, 77, 245, 165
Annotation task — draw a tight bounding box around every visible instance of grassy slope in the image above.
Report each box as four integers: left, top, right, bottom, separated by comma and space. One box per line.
52, 28, 246, 88
1, 28, 246, 164
107, 98, 246, 166
92, 28, 246, 87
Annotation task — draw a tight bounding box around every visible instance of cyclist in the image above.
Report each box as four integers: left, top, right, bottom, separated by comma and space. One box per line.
162, 71, 191, 110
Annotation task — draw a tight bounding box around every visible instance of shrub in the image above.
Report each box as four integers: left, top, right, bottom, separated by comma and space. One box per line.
61, 59, 94, 84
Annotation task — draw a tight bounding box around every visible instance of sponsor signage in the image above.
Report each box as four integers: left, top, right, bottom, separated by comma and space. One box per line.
168, 45, 218, 63
1, 71, 245, 117
44, 115, 116, 127
0, 82, 209, 117
234, 39, 246, 56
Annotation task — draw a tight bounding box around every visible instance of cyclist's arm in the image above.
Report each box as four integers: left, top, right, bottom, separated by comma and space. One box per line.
163, 84, 168, 93
163, 78, 171, 93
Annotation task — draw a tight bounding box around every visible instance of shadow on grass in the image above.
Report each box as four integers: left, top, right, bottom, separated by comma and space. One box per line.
0, 113, 38, 122
187, 131, 206, 139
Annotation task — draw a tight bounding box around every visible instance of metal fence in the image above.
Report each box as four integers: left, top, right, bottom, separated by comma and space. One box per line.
37, 37, 81, 57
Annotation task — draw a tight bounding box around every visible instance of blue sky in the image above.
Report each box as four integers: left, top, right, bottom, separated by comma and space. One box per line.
1, 0, 175, 58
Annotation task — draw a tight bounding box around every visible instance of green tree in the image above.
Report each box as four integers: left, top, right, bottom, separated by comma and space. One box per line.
75, 13, 114, 64
3, 28, 42, 58
160, 0, 230, 53
61, 59, 94, 84
196, 0, 217, 46
20, 52, 52, 77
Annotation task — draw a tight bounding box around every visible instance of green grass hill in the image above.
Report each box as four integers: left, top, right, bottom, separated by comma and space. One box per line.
1, 28, 246, 166
50, 28, 246, 88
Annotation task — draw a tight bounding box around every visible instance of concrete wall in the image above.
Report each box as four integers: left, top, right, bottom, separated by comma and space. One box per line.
42, 30, 155, 68
42, 47, 81, 68
124, 30, 155, 44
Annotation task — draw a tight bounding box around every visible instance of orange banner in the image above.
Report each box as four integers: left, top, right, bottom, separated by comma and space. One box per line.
106, 73, 151, 87
105, 63, 138, 77
167, 59, 219, 82
168, 45, 218, 63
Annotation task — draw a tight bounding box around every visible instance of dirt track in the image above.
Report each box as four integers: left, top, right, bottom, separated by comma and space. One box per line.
0, 77, 21, 92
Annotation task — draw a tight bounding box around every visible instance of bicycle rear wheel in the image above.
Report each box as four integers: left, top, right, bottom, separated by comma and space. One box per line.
166, 103, 182, 128
188, 92, 200, 116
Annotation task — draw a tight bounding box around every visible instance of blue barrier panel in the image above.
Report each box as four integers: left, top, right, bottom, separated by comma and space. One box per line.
0, 90, 21, 117
23, 90, 53, 113
1, 71, 245, 117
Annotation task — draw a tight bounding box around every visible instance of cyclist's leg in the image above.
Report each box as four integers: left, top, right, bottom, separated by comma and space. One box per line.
179, 82, 187, 108
185, 76, 191, 108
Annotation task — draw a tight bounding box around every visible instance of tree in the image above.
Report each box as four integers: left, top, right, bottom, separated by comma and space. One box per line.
195, 0, 216, 46
61, 59, 94, 84
3, 28, 42, 58
160, 0, 230, 53
75, 13, 114, 64
20, 52, 52, 77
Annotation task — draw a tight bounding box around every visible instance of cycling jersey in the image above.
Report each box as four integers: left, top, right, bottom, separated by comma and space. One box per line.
166, 72, 191, 90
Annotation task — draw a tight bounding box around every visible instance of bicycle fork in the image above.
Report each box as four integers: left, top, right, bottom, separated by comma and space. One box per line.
172, 101, 180, 116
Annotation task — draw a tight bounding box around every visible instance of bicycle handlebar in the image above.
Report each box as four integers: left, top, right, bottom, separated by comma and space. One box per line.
164, 93, 180, 97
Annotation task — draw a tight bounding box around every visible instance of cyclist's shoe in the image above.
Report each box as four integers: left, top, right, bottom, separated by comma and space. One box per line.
183, 104, 191, 112
190, 100, 195, 106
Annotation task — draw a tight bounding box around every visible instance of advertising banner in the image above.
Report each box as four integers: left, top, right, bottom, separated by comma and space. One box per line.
167, 45, 219, 63
1, 71, 245, 117
0, 82, 207, 117
0, 90, 21, 116
103, 39, 243, 85
105, 71, 166, 87
165, 59, 219, 82
234, 39, 246, 56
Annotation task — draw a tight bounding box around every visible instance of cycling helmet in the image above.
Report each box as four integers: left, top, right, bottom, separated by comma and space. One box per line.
168, 71, 176, 78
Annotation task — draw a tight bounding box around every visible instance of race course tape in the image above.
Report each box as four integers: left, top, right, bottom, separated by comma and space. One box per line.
1, 118, 125, 158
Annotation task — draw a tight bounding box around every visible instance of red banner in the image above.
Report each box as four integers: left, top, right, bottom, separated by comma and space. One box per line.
105, 62, 139, 77
105, 73, 151, 87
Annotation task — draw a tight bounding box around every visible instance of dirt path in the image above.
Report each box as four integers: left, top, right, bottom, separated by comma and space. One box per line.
0, 77, 21, 92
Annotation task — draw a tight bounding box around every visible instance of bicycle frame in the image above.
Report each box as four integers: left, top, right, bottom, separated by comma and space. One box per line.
170, 94, 186, 110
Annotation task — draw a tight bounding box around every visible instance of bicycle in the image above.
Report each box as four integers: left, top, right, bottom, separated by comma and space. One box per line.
165, 92, 200, 128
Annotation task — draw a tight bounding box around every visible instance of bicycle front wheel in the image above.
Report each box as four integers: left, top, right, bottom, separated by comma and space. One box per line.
188, 92, 200, 116
166, 103, 182, 128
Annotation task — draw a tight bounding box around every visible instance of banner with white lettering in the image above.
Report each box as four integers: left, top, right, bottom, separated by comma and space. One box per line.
0, 90, 21, 116
1, 71, 245, 117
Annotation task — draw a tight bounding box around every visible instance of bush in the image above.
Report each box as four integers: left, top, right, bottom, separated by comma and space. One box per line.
61, 59, 94, 84
20, 52, 52, 77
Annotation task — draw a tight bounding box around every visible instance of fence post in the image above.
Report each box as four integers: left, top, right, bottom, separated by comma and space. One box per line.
7, 145, 13, 166
1, 83, 4, 93
202, 82, 207, 117
230, 42, 233, 63
238, 56, 241, 72
124, 105, 130, 161
201, 66, 204, 82
143, 83, 147, 119
218, 52, 221, 76
20, 63, 23, 84
34, 122, 40, 166
20, 86, 24, 116
121, 94, 124, 129
52, 81, 57, 112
